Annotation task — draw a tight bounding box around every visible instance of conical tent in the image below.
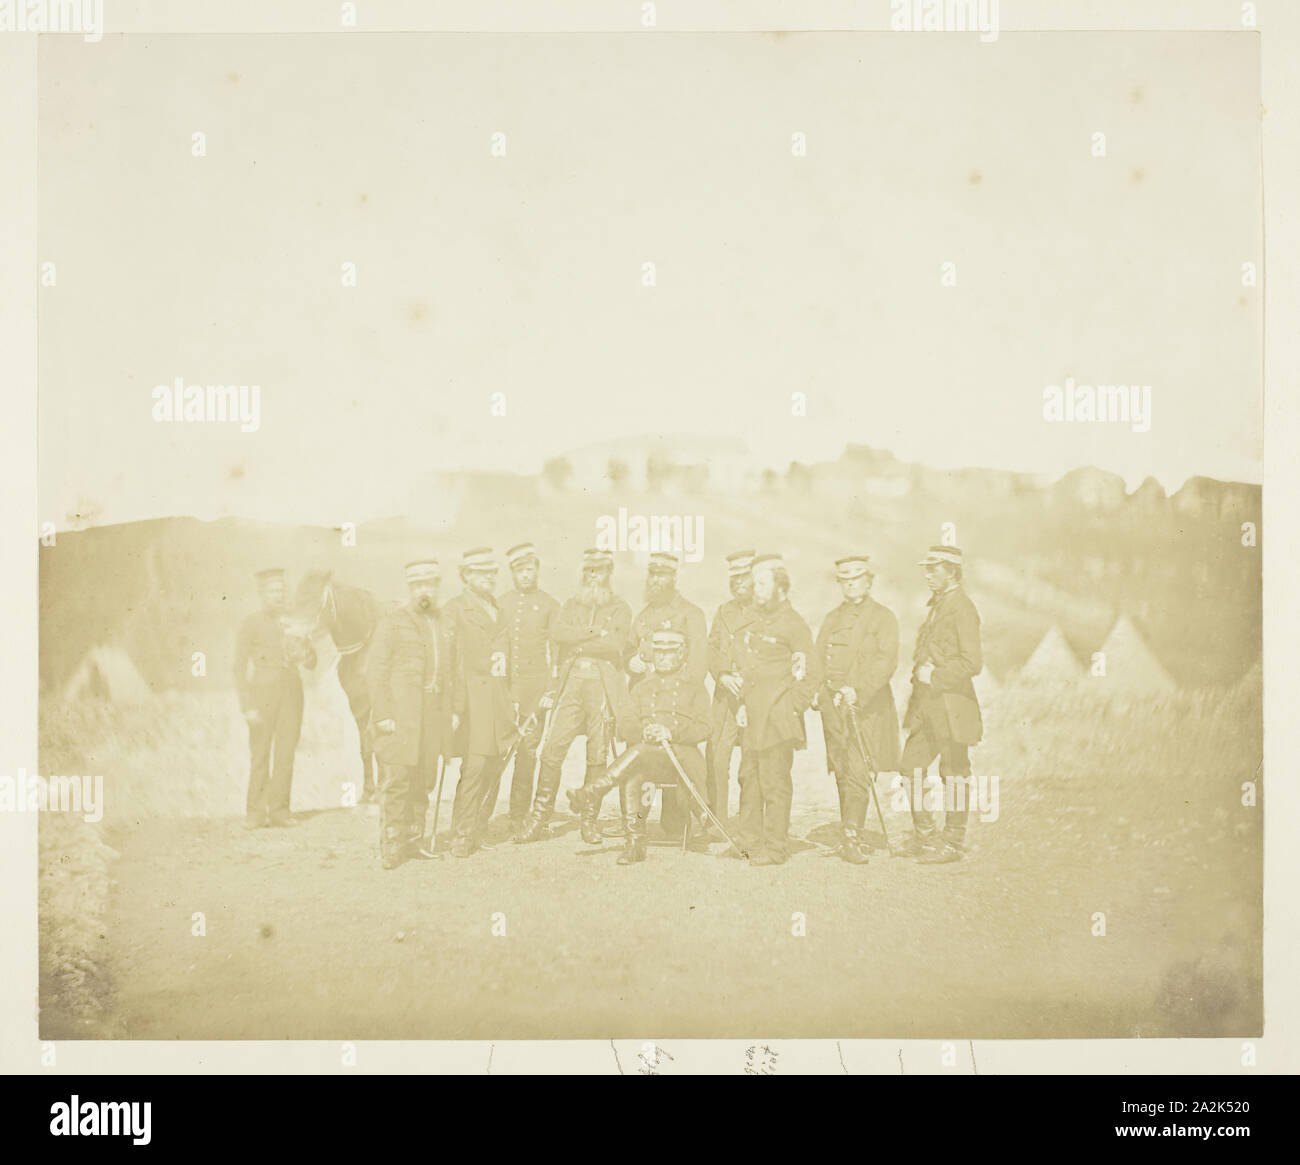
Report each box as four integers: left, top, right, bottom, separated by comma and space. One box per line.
1098, 616, 1175, 693
62, 645, 154, 704
1015, 626, 1082, 683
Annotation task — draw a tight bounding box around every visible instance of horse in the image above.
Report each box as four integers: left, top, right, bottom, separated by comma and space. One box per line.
293, 570, 390, 801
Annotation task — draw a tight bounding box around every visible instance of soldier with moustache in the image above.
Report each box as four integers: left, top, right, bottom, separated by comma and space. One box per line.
367, 559, 458, 870
626, 550, 707, 837
569, 629, 712, 864
234, 567, 316, 829
731, 554, 823, 866
706, 550, 759, 820
498, 542, 560, 830
444, 548, 517, 857
814, 555, 900, 865
898, 545, 984, 865
514, 548, 635, 845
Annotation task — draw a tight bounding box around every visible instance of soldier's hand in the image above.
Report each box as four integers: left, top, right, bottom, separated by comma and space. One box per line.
539, 691, 556, 710
838, 685, 858, 708
735, 705, 748, 729
376, 718, 396, 734
451, 713, 462, 733
628, 655, 649, 675
719, 673, 743, 698
243, 708, 261, 724
915, 662, 935, 685
791, 652, 807, 682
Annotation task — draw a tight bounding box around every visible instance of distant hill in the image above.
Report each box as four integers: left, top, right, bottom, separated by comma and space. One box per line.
40, 444, 1260, 695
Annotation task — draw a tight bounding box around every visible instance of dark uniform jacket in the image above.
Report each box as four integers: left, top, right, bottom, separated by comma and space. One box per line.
707, 596, 758, 735
816, 596, 901, 772
445, 590, 517, 757
904, 585, 983, 746
234, 610, 311, 714
366, 604, 455, 767
499, 586, 559, 695
551, 592, 634, 695
618, 667, 712, 748
737, 599, 823, 751
630, 591, 709, 685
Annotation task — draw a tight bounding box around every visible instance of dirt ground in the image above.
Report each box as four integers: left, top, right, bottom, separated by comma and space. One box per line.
55, 748, 1259, 1042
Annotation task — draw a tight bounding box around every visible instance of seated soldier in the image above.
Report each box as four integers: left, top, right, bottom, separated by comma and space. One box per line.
568, 629, 711, 864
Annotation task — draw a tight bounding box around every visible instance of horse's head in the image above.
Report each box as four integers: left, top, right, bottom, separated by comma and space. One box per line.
293, 569, 335, 633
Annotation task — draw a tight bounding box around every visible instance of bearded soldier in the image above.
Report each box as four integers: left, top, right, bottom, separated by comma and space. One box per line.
628, 551, 708, 686
706, 550, 758, 819
815, 555, 900, 864
367, 559, 457, 870
898, 546, 983, 865
732, 554, 822, 866
627, 550, 707, 836
444, 548, 516, 857
569, 630, 712, 864
514, 548, 634, 845
499, 542, 560, 830
234, 568, 315, 829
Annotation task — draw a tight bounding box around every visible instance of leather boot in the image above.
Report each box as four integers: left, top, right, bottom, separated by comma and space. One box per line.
580, 805, 603, 845
838, 823, 871, 864
617, 835, 647, 864
512, 813, 549, 844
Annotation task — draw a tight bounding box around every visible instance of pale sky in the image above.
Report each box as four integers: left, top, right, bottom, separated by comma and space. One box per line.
37, 31, 1262, 526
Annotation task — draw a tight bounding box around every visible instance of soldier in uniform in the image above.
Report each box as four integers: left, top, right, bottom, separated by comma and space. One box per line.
514, 548, 634, 845
366, 559, 457, 870
815, 555, 900, 864
569, 629, 711, 864
627, 550, 707, 836
732, 554, 823, 866
234, 568, 315, 829
444, 549, 517, 857
499, 542, 560, 830
706, 550, 758, 819
898, 546, 983, 865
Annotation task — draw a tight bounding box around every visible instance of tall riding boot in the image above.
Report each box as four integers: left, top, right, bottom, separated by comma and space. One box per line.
618, 806, 648, 864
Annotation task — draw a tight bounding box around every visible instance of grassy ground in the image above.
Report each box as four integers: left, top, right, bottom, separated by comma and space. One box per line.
38, 662, 1262, 1041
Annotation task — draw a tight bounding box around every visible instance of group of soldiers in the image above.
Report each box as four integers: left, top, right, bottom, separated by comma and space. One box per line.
234, 541, 984, 871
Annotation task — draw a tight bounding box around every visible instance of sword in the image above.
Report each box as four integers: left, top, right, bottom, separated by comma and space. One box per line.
420, 754, 448, 859
658, 741, 746, 855
845, 703, 895, 856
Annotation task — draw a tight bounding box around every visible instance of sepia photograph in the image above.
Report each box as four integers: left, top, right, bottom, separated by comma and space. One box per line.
19, 14, 1273, 1064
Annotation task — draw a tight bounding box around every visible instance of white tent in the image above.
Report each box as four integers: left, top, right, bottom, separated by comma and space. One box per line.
62, 644, 154, 704
1097, 616, 1176, 693
1014, 626, 1083, 684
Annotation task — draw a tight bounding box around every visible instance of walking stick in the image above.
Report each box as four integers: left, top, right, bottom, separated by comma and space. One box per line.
422, 754, 448, 857
658, 741, 745, 854
845, 704, 894, 856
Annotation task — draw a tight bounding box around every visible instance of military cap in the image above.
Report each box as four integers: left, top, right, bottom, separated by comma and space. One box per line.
461, 547, 497, 572
254, 567, 286, 584
651, 629, 687, 649
404, 559, 441, 583
582, 548, 614, 569
752, 553, 786, 572
647, 551, 680, 574
726, 549, 757, 576
835, 555, 873, 581
918, 546, 964, 568
506, 542, 538, 567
